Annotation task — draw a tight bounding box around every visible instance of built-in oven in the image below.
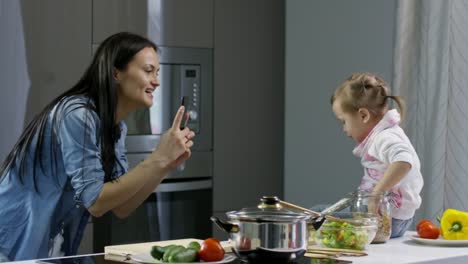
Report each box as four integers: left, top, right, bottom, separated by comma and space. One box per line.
94, 47, 213, 251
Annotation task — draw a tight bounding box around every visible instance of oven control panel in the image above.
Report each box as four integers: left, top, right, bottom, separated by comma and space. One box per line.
181, 65, 201, 132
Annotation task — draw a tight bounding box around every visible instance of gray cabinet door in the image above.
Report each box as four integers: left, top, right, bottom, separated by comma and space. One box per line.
92, 0, 148, 44
20, 0, 92, 122
92, 0, 214, 48
212, 0, 285, 212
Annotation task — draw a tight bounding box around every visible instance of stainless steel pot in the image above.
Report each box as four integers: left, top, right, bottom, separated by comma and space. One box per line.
211, 196, 314, 262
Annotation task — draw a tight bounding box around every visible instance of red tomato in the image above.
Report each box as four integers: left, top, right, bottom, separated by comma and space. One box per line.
416, 219, 432, 233
418, 221, 440, 239
198, 238, 225, 262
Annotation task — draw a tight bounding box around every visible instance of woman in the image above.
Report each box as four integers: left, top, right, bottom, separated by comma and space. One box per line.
0, 32, 195, 261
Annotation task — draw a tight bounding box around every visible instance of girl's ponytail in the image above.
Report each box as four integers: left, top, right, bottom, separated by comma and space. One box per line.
386, 95, 406, 122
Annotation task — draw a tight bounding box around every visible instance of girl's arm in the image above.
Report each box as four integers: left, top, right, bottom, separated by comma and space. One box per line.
88, 106, 194, 218
373, 161, 411, 193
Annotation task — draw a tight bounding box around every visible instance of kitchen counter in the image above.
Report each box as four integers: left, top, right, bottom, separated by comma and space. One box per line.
5, 232, 468, 264
347, 231, 468, 264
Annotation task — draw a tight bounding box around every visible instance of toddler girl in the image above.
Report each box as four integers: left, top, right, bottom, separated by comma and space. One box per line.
331, 72, 423, 238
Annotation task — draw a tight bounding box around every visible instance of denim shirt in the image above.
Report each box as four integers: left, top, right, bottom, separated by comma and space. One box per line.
0, 96, 129, 261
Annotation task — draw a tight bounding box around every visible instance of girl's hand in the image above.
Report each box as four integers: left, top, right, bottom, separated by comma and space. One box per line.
367, 194, 381, 216
150, 106, 195, 170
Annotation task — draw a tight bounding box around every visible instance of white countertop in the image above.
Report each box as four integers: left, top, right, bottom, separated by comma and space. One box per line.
5, 232, 468, 264
347, 231, 468, 264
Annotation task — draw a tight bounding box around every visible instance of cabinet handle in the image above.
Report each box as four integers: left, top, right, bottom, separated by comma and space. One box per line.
154, 179, 212, 193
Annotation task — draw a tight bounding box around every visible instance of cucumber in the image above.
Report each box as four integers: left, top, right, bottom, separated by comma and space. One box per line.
150, 245, 167, 260
169, 248, 198, 263
187, 241, 201, 252
160, 245, 178, 262
163, 245, 185, 262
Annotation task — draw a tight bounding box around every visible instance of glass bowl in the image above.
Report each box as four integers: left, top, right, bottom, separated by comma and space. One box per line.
309, 212, 378, 250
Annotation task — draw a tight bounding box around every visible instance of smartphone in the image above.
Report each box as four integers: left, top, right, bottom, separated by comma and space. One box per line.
180, 96, 189, 129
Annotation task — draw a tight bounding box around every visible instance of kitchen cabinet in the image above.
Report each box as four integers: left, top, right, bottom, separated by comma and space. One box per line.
93, 195, 160, 253
78, 220, 93, 254
20, 0, 93, 123
212, 0, 285, 239
92, 0, 147, 44
92, 0, 214, 48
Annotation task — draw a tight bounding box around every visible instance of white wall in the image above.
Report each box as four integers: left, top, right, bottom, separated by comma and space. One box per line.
285, 0, 396, 207
0, 1, 30, 162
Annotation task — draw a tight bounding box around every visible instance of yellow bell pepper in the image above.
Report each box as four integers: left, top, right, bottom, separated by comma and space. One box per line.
440, 208, 468, 240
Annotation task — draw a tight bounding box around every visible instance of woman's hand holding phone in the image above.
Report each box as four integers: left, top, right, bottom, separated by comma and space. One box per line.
150, 101, 194, 170
179, 96, 190, 130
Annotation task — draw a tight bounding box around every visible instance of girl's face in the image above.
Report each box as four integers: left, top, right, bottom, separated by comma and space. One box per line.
115, 47, 160, 111
332, 99, 374, 143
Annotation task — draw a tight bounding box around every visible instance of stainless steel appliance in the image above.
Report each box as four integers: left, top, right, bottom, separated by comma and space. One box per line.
94, 47, 213, 250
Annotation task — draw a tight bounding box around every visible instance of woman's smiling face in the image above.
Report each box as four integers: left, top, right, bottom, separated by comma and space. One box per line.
115, 47, 160, 111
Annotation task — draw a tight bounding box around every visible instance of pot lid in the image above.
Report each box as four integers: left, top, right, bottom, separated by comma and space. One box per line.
226, 197, 312, 223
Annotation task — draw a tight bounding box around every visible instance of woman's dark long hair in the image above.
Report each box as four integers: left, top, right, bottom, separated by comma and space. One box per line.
0, 32, 158, 191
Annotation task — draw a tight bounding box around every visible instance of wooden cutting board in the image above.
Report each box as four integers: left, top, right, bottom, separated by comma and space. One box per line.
105, 238, 203, 257
104, 238, 233, 263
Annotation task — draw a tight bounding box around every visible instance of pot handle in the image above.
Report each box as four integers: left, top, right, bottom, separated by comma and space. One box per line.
210, 216, 240, 233
310, 216, 327, 230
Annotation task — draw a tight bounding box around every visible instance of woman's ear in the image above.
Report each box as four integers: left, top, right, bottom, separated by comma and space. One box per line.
358, 108, 371, 123
113, 68, 121, 83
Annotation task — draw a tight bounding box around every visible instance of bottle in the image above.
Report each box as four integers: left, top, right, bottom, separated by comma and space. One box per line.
351, 190, 392, 243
